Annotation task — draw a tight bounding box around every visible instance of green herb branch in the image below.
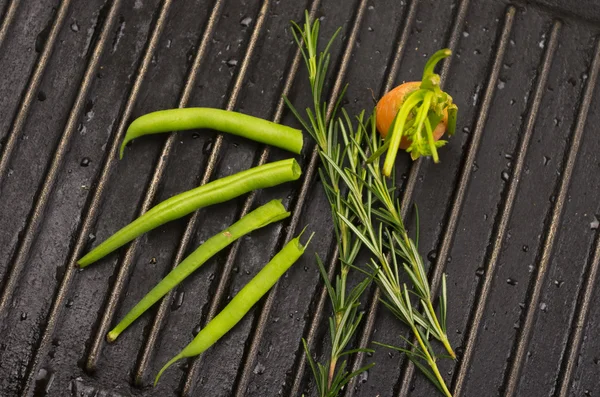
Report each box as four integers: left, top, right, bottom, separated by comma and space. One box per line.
285, 12, 373, 396
286, 12, 455, 397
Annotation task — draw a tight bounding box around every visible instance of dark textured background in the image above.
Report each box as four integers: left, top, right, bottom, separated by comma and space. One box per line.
0, 0, 599, 396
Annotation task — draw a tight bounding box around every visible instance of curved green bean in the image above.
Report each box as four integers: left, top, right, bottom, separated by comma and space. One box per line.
154, 233, 311, 385
78, 158, 302, 267
120, 108, 304, 158
106, 200, 290, 342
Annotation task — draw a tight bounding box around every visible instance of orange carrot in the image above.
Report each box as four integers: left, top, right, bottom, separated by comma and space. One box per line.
375, 49, 458, 176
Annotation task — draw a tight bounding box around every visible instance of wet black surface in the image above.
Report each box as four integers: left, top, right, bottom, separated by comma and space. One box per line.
0, 0, 599, 396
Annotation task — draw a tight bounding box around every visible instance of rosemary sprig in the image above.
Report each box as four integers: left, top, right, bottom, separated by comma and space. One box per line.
285, 12, 373, 396
287, 12, 455, 396
327, 111, 454, 396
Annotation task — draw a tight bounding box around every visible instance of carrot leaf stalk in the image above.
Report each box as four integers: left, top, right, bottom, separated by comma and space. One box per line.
382, 49, 458, 177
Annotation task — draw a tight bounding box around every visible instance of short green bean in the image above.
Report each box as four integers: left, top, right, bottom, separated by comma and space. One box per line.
120, 108, 304, 158
78, 158, 302, 267
106, 200, 290, 342
154, 233, 310, 385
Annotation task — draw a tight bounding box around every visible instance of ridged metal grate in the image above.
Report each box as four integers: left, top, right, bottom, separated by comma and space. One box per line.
0, 0, 599, 396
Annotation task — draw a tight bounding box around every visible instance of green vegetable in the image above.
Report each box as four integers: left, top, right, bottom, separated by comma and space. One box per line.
106, 200, 290, 342
154, 233, 311, 385
78, 159, 302, 267
120, 108, 304, 158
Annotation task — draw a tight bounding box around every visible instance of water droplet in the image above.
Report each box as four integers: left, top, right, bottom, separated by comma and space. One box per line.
272, 316, 279, 323
226, 59, 238, 67
70, 21, 80, 32
80, 157, 91, 167
203, 139, 213, 154
358, 370, 369, 383
368, 26, 374, 32
522, 245, 529, 252
475, 267, 485, 277
462, 127, 470, 134
497, 80, 506, 90
593, 357, 599, 365
582, 73, 588, 81
35, 25, 51, 52
209, 273, 215, 281
519, 302, 526, 310
149, 257, 157, 264
88, 233, 95, 242
538, 39, 545, 49
172, 291, 184, 310
447, 256, 452, 263
37, 91, 46, 101
554, 280, 564, 288
303, 266, 309, 272
506, 278, 517, 286
504, 153, 512, 160
543, 156, 550, 166
240, 16, 252, 27
253, 363, 266, 375
66, 299, 74, 308
590, 215, 599, 230
427, 250, 437, 262
584, 390, 591, 396
368, 5, 374, 10
245, 269, 251, 275
20, 312, 27, 320
501, 171, 510, 182
513, 321, 520, 330
510, 99, 516, 105
462, 31, 469, 37
550, 195, 556, 203
192, 323, 202, 336
553, 118, 560, 126
473, 49, 481, 55
539, 302, 548, 312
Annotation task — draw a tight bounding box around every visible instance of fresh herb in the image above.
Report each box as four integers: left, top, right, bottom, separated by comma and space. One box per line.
287, 13, 455, 396
284, 12, 374, 396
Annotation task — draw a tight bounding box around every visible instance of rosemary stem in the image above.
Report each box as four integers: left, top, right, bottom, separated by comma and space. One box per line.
411, 325, 453, 397
426, 299, 456, 359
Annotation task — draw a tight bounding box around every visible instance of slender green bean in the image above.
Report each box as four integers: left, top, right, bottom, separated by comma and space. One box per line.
78, 159, 302, 267
120, 108, 304, 158
106, 200, 290, 342
154, 233, 311, 385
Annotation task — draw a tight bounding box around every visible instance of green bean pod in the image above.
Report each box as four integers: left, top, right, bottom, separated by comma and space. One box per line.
154, 233, 310, 385
78, 158, 302, 267
106, 200, 290, 342
120, 108, 304, 158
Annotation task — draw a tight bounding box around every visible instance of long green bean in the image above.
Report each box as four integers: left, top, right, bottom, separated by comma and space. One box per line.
120, 108, 304, 158
154, 233, 311, 385
106, 200, 290, 342
78, 158, 302, 267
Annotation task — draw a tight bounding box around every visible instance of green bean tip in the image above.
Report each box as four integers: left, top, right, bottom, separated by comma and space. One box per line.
291, 159, 302, 179
106, 330, 118, 343
154, 355, 183, 386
